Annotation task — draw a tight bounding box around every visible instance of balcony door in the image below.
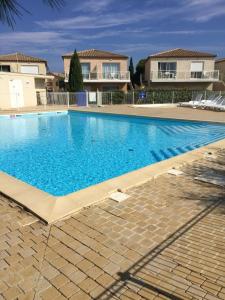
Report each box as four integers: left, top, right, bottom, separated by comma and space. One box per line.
158, 62, 177, 79
191, 62, 204, 79
103, 63, 120, 79
81, 63, 90, 79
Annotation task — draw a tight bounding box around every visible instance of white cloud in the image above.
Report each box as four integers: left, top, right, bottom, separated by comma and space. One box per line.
73, 0, 114, 12
36, 7, 173, 29
181, 0, 225, 22
0, 31, 71, 46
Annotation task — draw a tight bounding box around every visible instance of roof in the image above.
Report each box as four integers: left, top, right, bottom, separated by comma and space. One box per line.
62, 49, 128, 59
47, 72, 65, 78
216, 57, 225, 63
0, 52, 47, 63
148, 48, 216, 59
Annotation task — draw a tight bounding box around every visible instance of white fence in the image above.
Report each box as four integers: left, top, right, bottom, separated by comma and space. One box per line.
1, 90, 224, 110
42, 90, 225, 107
44, 90, 225, 107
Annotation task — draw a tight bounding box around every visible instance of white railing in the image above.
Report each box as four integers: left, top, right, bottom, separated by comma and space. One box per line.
65, 71, 130, 82
150, 70, 219, 81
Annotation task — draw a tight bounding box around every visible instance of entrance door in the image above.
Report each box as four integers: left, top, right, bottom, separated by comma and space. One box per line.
9, 80, 24, 108
88, 92, 97, 104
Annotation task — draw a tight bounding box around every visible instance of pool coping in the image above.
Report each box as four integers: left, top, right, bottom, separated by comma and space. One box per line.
1, 136, 225, 224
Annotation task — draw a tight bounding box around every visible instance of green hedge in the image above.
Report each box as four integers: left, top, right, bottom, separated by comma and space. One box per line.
101, 89, 218, 105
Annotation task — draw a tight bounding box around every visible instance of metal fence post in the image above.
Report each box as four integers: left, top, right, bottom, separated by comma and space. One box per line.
172, 91, 174, 104
153, 91, 155, 104
86, 91, 89, 107
44, 91, 47, 110
110, 92, 113, 105
67, 92, 70, 108
132, 91, 135, 105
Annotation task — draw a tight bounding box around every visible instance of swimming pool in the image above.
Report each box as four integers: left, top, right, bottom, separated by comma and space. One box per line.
0, 111, 225, 196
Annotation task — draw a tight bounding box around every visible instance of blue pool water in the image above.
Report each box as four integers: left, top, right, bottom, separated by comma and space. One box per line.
0, 111, 225, 196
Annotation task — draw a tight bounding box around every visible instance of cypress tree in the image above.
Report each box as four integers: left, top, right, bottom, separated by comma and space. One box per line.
129, 57, 135, 88
68, 50, 84, 92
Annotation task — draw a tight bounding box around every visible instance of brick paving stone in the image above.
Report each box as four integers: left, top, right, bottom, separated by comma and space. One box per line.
3, 286, 22, 300
78, 277, 99, 293
59, 281, 80, 298
96, 272, 115, 288
60, 263, 78, 276
70, 290, 91, 300
89, 284, 105, 298
103, 262, 121, 276
17, 291, 35, 300
86, 265, 104, 280
50, 273, 69, 289
68, 270, 87, 284
39, 286, 62, 299
76, 259, 94, 272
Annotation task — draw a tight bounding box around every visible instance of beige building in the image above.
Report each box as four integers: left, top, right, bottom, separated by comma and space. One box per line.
46, 72, 65, 92
145, 48, 219, 90
62, 49, 130, 92
214, 58, 225, 91
0, 53, 53, 109
215, 58, 225, 81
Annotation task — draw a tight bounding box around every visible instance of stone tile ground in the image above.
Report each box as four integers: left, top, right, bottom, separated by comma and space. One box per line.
0, 151, 225, 299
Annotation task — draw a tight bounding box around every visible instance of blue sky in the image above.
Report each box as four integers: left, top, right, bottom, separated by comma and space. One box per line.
0, 0, 225, 71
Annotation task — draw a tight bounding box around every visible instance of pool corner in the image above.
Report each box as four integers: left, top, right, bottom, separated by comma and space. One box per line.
1, 138, 225, 224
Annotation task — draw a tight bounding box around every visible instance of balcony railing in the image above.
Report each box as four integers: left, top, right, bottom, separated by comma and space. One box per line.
65, 71, 130, 82
150, 70, 219, 82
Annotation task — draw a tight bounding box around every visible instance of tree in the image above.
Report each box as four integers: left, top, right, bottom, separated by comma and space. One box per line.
68, 50, 84, 92
129, 57, 135, 88
134, 59, 146, 86
0, 0, 64, 27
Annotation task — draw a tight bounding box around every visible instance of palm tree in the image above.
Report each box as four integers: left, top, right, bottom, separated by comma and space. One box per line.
0, 0, 64, 27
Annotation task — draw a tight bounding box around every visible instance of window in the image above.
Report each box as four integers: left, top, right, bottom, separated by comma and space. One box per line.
191, 62, 204, 79
21, 65, 39, 74
0, 65, 10, 72
102, 63, 120, 79
158, 62, 177, 78
81, 63, 90, 79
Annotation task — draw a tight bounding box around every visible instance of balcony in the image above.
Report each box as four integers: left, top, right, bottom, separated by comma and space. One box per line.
65, 71, 130, 83
150, 70, 219, 82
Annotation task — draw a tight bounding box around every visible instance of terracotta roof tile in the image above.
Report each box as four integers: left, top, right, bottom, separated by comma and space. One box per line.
62, 49, 128, 59
0, 52, 47, 63
149, 48, 216, 59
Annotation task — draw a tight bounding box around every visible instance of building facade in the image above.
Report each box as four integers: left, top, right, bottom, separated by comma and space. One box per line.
46, 72, 65, 92
215, 58, 225, 81
62, 49, 130, 92
214, 58, 225, 91
145, 48, 219, 90
0, 53, 53, 109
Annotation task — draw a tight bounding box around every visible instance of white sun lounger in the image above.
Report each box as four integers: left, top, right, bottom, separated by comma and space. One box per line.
194, 95, 222, 109
179, 93, 203, 107
212, 98, 225, 111
203, 97, 225, 110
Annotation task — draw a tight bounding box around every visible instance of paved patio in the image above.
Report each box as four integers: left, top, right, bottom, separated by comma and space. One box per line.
70, 105, 225, 123
1, 105, 225, 123
0, 148, 225, 299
